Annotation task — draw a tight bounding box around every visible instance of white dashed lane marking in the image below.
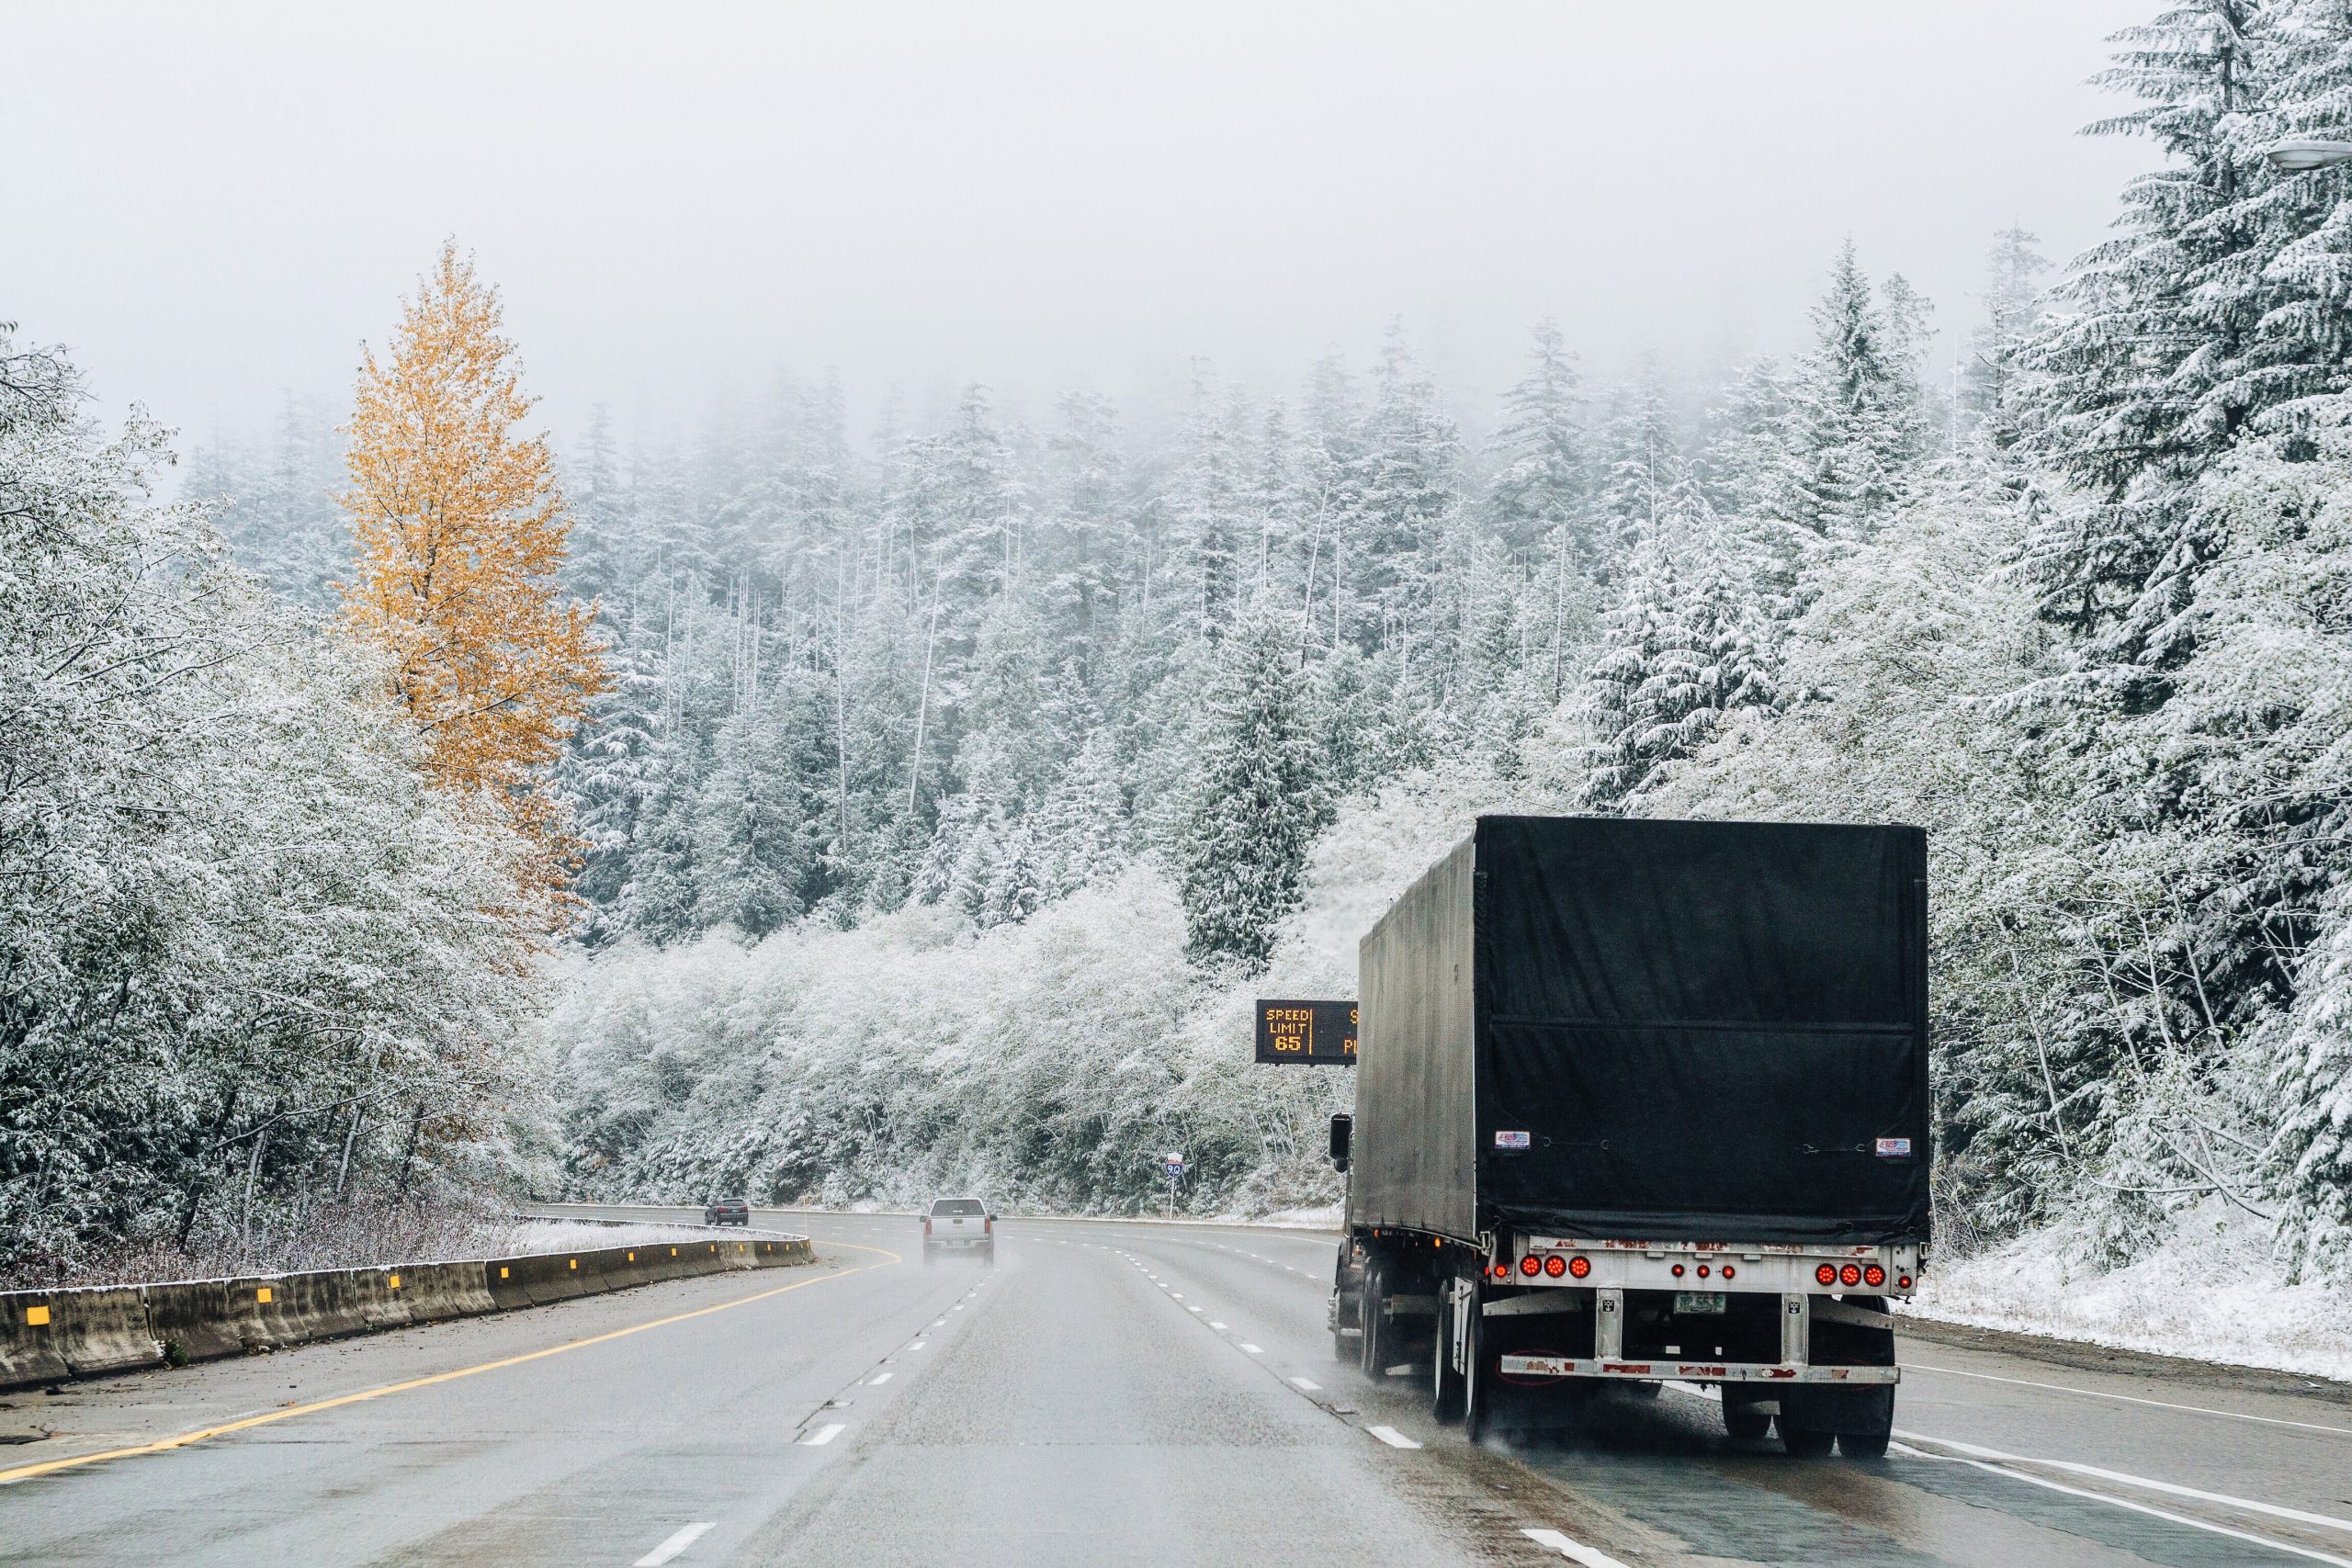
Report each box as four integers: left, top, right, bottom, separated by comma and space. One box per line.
1521, 1527, 1631, 1567
1367, 1425, 1422, 1450
633, 1523, 715, 1566
800, 1423, 846, 1447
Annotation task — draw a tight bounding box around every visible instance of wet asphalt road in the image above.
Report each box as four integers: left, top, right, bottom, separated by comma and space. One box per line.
4, 1208, 2350, 1567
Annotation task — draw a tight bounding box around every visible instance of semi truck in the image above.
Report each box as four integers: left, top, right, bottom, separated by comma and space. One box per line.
1327, 815, 1929, 1456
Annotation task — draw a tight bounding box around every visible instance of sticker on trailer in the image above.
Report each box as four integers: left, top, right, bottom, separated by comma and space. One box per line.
1875, 1137, 1914, 1158
1494, 1130, 1532, 1150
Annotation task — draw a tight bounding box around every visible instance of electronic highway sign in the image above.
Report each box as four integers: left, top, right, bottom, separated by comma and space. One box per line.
1253, 998, 1357, 1065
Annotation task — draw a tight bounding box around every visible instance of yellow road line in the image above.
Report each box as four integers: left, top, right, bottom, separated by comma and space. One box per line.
0, 1240, 902, 1487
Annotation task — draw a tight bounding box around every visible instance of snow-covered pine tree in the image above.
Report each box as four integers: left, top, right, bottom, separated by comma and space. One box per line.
1484, 318, 1588, 563
2025, 1, 2272, 660
1171, 603, 1327, 969
1960, 227, 2051, 446
1580, 501, 1777, 810
1777, 241, 1925, 542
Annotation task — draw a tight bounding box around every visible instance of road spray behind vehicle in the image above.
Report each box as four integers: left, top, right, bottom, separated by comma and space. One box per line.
1327, 815, 1928, 1454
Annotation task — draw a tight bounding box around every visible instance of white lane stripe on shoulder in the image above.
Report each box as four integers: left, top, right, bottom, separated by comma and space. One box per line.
1890, 1443, 2352, 1567
801, 1423, 846, 1446
634, 1523, 716, 1566
866, 1371, 892, 1384
1892, 1429, 2352, 1537
1905, 1361, 2352, 1438
1367, 1425, 1421, 1449
1521, 1527, 1630, 1567
1289, 1376, 1321, 1391
1240, 1344, 1264, 1354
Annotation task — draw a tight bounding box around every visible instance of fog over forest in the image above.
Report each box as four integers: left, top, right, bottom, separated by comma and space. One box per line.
6, 1, 2352, 1349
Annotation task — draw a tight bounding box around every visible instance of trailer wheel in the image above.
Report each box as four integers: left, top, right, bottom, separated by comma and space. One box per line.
1358, 1263, 1386, 1379
1431, 1277, 1467, 1422
1721, 1389, 1771, 1441
1461, 1301, 1489, 1442
1779, 1420, 1834, 1458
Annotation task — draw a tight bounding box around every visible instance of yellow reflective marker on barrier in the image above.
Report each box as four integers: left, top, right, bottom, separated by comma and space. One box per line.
388, 1274, 401, 1290
670, 1248, 678, 1257
24, 1306, 48, 1327
0, 1239, 889, 1489
255, 1288, 273, 1304
499, 1267, 509, 1279
568, 1258, 577, 1270
628, 1251, 635, 1261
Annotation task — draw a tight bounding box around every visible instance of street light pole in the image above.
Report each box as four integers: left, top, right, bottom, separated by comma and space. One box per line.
2267, 138, 2352, 172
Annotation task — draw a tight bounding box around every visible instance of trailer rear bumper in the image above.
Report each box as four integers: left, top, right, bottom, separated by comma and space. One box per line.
1497, 1356, 1900, 1384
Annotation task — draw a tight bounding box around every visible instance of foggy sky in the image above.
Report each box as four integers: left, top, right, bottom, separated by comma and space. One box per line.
4, 1, 2153, 446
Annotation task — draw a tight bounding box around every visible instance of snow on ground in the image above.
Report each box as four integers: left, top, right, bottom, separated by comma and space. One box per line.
1908, 1201, 2352, 1384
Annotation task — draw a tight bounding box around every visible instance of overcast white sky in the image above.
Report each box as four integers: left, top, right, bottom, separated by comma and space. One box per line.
5, 1, 2152, 447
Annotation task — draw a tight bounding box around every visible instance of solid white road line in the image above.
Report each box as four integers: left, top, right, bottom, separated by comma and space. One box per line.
1521, 1527, 1631, 1568
1891, 1429, 2352, 1537
1367, 1425, 1422, 1450
1905, 1361, 2352, 1438
1889, 1443, 2352, 1568
866, 1371, 893, 1384
1289, 1377, 1322, 1392
801, 1423, 847, 1447
634, 1522, 716, 1566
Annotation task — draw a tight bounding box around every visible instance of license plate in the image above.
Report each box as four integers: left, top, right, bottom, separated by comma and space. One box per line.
1674, 1292, 1728, 1314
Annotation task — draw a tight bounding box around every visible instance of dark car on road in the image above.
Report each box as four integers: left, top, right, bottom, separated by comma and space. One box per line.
923, 1197, 994, 1265
704, 1196, 751, 1226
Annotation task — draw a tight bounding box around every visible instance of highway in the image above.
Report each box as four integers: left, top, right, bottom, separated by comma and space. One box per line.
5, 1209, 2351, 1566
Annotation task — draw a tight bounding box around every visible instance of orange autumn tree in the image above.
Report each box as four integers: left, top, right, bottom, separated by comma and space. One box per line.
339, 242, 607, 918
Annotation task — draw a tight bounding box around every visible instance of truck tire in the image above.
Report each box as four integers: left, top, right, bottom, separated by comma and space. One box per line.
1838, 1386, 1894, 1458
1779, 1419, 1835, 1458
1431, 1278, 1467, 1422
1461, 1301, 1489, 1442
1722, 1389, 1771, 1441
1358, 1263, 1386, 1379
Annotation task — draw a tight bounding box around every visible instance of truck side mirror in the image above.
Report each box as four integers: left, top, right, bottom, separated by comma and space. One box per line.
1329, 1112, 1352, 1172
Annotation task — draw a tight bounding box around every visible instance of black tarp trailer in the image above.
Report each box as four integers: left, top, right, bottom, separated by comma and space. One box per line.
1327, 815, 1929, 1454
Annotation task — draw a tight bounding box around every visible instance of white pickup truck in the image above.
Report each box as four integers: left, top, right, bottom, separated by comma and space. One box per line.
924, 1197, 996, 1265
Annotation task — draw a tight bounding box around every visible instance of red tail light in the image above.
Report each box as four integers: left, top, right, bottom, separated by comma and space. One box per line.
1721, 1266, 1736, 1280
1862, 1263, 1885, 1287
1520, 1256, 1541, 1277
924, 1218, 932, 1235
1544, 1255, 1566, 1278
984, 1215, 993, 1234
1897, 1274, 1912, 1289
1839, 1264, 1862, 1287
1567, 1255, 1591, 1279
1671, 1263, 1686, 1279
1489, 1262, 1510, 1280
1815, 1264, 1837, 1286
1697, 1265, 1711, 1279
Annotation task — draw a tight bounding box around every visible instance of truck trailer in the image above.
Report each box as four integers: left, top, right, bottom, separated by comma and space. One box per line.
1327, 814, 1929, 1455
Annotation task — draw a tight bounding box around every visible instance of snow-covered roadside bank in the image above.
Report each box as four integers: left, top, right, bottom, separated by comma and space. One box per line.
1907, 1204, 2352, 1385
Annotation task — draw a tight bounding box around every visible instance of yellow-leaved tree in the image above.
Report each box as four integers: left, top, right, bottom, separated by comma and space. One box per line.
339, 242, 607, 919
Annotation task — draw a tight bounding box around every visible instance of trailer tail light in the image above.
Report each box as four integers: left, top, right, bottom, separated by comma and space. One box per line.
1544, 1255, 1566, 1278
1839, 1264, 1862, 1287
1862, 1263, 1885, 1288
1815, 1264, 1838, 1286
1490, 1262, 1510, 1280
1520, 1256, 1541, 1277
1697, 1265, 1711, 1279
1671, 1263, 1685, 1279
1897, 1274, 1912, 1290
1721, 1266, 1735, 1280
1567, 1255, 1591, 1279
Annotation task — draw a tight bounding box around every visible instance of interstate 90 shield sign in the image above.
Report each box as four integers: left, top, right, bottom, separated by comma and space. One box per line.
1253, 999, 1357, 1065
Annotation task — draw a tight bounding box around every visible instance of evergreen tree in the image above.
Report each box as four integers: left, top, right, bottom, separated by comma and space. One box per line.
1779, 241, 1923, 541
1961, 227, 2052, 445
1484, 318, 1587, 564
1172, 604, 1326, 969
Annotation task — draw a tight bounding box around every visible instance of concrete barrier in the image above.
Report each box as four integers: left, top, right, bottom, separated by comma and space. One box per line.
142, 1280, 244, 1364
0, 1294, 70, 1387
0, 1224, 814, 1392
51, 1286, 163, 1379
